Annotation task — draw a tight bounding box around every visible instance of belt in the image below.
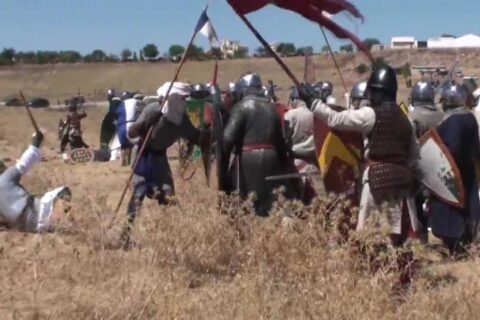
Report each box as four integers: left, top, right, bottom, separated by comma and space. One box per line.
242, 143, 275, 152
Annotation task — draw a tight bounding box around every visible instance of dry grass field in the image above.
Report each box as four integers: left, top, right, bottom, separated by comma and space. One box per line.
1, 50, 480, 319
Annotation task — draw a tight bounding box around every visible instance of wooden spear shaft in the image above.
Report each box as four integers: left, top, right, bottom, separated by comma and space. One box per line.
320, 26, 349, 94
19, 91, 40, 133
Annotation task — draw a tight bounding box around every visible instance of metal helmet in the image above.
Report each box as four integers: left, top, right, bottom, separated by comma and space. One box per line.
207, 83, 222, 104
320, 81, 334, 97
289, 86, 300, 101
367, 65, 398, 98
237, 72, 262, 90
191, 83, 210, 99
410, 81, 435, 104
350, 80, 368, 100
121, 91, 132, 100
441, 81, 467, 108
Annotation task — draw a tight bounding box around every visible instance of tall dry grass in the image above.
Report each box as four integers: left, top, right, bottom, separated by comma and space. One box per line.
1, 53, 480, 318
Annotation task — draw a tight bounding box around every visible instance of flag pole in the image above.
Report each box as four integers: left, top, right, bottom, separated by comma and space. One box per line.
320, 26, 348, 94
229, 4, 301, 88
114, 6, 207, 214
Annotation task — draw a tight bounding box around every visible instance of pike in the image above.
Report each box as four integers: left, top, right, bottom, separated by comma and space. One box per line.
265, 171, 321, 181
114, 4, 211, 214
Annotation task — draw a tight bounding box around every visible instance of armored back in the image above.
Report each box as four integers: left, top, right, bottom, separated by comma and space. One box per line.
368, 102, 412, 165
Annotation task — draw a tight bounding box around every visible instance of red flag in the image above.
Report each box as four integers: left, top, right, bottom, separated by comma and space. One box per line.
228, 0, 372, 59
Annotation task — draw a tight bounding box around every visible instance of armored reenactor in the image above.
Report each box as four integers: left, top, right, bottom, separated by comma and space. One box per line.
121, 82, 205, 247
60, 101, 89, 153
284, 86, 317, 203
100, 89, 122, 149
408, 81, 444, 137
0, 131, 72, 232
429, 82, 480, 254
300, 65, 420, 242
222, 73, 288, 216
300, 65, 420, 283
348, 80, 368, 110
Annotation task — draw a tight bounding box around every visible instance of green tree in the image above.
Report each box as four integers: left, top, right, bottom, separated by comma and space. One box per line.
254, 46, 266, 57
91, 49, 107, 62
363, 38, 381, 50
35, 51, 59, 64
233, 46, 249, 59
142, 44, 159, 60
58, 50, 82, 63
0, 48, 16, 64
339, 44, 354, 53
139, 50, 144, 61
296, 46, 313, 56
107, 54, 120, 62
321, 45, 329, 53
278, 42, 296, 56
169, 45, 185, 58
186, 44, 205, 60
15, 51, 36, 63
132, 51, 138, 62
121, 48, 132, 61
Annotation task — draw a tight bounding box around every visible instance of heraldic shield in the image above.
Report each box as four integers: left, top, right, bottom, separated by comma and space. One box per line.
418, 128, 465, 208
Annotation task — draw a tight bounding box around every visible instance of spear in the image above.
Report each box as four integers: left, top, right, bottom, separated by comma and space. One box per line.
19, 91, 40, 133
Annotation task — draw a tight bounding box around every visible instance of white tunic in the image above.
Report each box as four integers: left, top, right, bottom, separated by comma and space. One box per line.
311, 100, 420, 234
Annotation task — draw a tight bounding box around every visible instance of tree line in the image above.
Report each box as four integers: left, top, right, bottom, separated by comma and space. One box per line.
0, 38, 381, 65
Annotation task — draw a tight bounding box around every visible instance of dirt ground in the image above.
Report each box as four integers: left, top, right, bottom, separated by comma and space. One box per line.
1, 51, 480, 319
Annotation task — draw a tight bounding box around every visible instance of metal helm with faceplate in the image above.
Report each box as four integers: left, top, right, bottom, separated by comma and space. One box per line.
411, 81, 435, 104
237, 72, 263, 90
441, 81, 467, 108
367, 65, 398, 98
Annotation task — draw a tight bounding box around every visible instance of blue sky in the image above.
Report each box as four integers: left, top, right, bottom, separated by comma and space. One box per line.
0, 0, 478, 55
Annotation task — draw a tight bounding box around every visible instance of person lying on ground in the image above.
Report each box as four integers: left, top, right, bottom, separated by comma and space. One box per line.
0, 131, 72, 232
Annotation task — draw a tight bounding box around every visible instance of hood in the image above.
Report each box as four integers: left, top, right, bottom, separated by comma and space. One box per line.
161, 94, 186, 125
157, 82, 191, 98
37, 186, 68, 231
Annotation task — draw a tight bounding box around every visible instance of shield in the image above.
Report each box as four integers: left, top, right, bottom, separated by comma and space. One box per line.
418, 128, 465, 208
213, 103, 231, 191
399, 101, 409, 116
314, 112, 363, 195
58, 118, 69, 141
100, 112, 116, 148
69, 148, 94, 164
185, 98, 206, 161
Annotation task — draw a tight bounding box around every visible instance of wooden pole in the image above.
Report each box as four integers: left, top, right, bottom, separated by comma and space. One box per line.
320, 26, 348, 93
19, 91, 40, 133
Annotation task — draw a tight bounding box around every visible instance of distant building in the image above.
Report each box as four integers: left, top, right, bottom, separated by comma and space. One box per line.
427, 34, 480, 48
391, 36, 417, 49
219, 39, 247, 59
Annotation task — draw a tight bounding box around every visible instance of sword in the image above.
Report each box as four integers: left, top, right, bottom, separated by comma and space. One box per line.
265, 171, 321, 181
